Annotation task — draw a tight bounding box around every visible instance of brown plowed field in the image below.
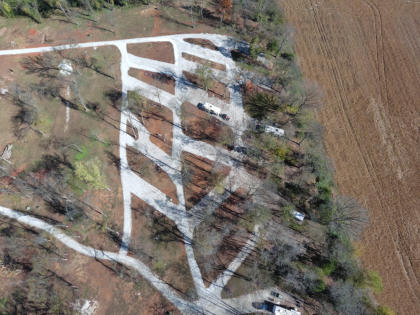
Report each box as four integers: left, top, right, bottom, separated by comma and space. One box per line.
280, 0, 420, 313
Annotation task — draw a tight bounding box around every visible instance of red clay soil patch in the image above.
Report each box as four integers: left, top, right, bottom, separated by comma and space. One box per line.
129, 195, 196, 299
126, 121, 139, 140
182, 52, 226, 71
213, 188, 249, 223
128, 68, 175, 95
127, 146, 178, 204
194, 188, 251, 286
49, 247, 181, 315
184, 38, 218, 51
181, 102, 234, 149
127, 41, 174, 64
181, 151, 231, 210
130, 98, 173, 155
183, 71, 229, 101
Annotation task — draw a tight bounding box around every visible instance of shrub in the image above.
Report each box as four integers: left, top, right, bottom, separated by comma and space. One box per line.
241, 206, 271, 232
74, 158, 107, 190
267, 39, 280, 56
375, 305, 394, 315
281, 52, 295, 61
366, 270, 383, 293
330, 280, 369, 315
244, 91, 279, 120
153, 260, 166, 277
356, 270, 383, 294
249, 37, 263, 59
322, 261, 336, 276
328, 232, 360, 280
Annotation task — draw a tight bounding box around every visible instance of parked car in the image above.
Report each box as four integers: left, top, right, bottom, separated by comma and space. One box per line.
219, 113, 231, 121
271, 291, 282, 299
234, 146, 247, 155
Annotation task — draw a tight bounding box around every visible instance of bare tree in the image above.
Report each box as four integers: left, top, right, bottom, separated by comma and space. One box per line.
297, 81, 323, 114
329, 196, 369, 239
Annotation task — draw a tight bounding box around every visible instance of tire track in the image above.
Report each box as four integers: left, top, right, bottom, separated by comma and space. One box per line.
306, 0, 419, 307
360, 0, 420, 298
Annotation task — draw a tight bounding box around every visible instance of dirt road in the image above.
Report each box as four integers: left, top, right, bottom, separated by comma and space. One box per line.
279, 0, 419, 313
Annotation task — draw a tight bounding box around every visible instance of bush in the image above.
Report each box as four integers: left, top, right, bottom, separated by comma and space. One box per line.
74, 158, 107, 190
244, 91, 279, 120
356, 270, 383, 294
303, 269, 326, 294
321, 261, 336, 276
328, 233, 359, 280
375, 305, 394, 315
241, 206, 271, 232
330, 280, 369, 315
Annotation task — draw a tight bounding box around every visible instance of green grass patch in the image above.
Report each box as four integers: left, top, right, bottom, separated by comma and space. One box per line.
321, 261, 336, 276
34, 112, 53, 134
75, 146, 89, 161
74, 158, 108, 189
375, 305, 394, 315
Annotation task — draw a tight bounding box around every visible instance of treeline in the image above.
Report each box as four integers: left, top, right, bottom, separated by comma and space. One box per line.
212, 1, 393, 315
0, 0, 154, 22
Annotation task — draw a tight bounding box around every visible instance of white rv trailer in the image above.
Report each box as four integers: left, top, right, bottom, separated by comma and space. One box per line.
265, 125, 285, 137
292, 210, 305, 222
201, 102, 221, 115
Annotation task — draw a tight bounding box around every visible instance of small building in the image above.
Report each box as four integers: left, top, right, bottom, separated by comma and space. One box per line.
265, 125, 285, 137
198, 102, 221, 115
292, 210, 305, 222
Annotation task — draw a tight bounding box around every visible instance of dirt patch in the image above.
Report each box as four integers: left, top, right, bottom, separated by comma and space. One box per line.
184, 38, 218, 50
127, 41, 174, 64
0, 45, 124, 252
280, 0, 420, 313
126, 121, 139, 140
194, 188, 251, 286
130, 97, 173, 155
181, 151, 231, 210
183, 71, 230, 101
182, 52, 226, 71
181, 101, 234, 149
129, 195, 196, 300
47, 242, 182, 315
127, 146, 178, 204
128, 68, 175, 95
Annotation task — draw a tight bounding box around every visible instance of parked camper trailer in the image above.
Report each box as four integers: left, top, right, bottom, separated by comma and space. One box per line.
265, 125, 285, 137
197, 102, 221, 116
292, 210, 305, 222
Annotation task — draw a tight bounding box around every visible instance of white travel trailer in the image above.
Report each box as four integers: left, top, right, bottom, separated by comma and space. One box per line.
292, 210, 305, 222
199, 102, 221, 116
265, 125, 285, 137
